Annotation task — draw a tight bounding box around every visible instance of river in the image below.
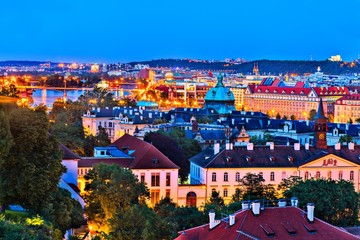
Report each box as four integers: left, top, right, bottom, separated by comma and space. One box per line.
32, 89, 129, 108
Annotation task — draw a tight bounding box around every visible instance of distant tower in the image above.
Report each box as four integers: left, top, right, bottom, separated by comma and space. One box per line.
253, 63, 259, 76
313, 98, 328, 149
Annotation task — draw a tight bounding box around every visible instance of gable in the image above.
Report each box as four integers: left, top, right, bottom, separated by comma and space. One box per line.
300, 154, 360, 168
307, 89, 318, 98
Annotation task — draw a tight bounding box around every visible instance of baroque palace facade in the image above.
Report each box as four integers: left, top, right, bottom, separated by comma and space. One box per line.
243, 78, 349, 120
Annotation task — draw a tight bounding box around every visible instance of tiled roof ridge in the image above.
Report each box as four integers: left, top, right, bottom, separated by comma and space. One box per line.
204, 148, 225, 168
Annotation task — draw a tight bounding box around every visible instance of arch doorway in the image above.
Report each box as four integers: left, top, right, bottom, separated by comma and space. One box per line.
186, 192, 197, 207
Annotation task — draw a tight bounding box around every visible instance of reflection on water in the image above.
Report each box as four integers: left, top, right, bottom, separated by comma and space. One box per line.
32, 89, 129, 108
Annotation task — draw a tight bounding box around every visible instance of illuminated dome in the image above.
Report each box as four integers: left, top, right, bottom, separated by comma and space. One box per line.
204, 74, 235, 115
165, 72, 174, 80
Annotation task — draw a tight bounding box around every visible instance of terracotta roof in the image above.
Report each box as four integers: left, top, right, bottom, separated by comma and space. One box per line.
175, 207, 359, 240
190, 145, 360, 169
313, 86, 349, 96
336, 94, 360, 104
60, 143, 80, 160
111, 134, 179, 169
253, 86, 312, 95
78, 157, 133, 168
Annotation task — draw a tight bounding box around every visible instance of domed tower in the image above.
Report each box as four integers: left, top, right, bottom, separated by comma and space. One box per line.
313, 98, 328, 149
204, 74, 235, 118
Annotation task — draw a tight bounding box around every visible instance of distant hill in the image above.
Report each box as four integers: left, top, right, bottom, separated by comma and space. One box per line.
0, 60, 49, 67
128, 59, 360, 75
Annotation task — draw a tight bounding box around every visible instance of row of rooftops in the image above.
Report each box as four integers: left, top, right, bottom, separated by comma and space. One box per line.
176, 198, 359, 239
190, 142, 360, 169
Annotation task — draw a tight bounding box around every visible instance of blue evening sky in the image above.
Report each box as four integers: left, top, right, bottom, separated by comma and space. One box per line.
0, 0, 359, 63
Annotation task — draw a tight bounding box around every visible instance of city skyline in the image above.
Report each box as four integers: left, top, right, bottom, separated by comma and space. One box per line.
0, 0, 360, 63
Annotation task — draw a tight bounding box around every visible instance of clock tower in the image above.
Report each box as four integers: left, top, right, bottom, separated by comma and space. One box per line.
313, 98, 328, 149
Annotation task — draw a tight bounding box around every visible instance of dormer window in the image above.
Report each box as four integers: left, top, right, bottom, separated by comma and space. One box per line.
288, 156, 294, 163
282, 90, 286, 94
274, 90, 277, 93
291, 90, 295, 94
246, 156, 252, 162
152, 158, 159, 164
269, 156, 275, 162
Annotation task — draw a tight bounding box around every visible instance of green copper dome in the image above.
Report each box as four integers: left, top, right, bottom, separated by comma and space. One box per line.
204, 74, 235, 115
205, 74, 235, 102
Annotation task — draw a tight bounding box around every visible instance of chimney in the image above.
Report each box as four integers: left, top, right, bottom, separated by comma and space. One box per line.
231, 118, 235, 125
242, 201, 250, 210
97, 107, 100, 112
294, 143, 300, 151
307, 203, 315, 223
226, 143, 231, 150
209, 210, 221, 229
349, 142, 355, 150
278, 199, 287, 207
251, 200, 261, 216
229, 214, 235, 226
269, 142, 274, 150
290, 197, 299, 207
335, 142, 341, 150
305, 143, 310, 150
214, 143, 220, 155
247, 143, 254, 150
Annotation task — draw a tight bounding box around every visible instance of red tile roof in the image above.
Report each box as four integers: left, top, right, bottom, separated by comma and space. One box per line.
111, 134, 179, 169
175, 207, 359, 240
313, 86, 349, 96
253, 86, 312, 95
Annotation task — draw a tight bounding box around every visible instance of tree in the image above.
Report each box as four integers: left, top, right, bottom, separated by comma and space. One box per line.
41, 188, 84, 234
83, 127, 111, 156
0, 109, 12, 161
356, 118, 360, 124
250, 134, 273, 145
290, 115, 297, 120
209, 190, 224, 207
277, 176, 302, 198
0, 84, 19, 98
348, 118, 353, 124
275, 113, 281, 119
309, 109, 317, 121
0, 107, 65, 213
284, 179, 359, 226
338, 134, 352, 144
84, 163, 149, 236
282, 115, 288, 120
240, 173, 268, 201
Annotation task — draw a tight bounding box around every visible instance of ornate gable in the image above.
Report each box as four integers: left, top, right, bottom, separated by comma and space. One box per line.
299, 154, 359, 168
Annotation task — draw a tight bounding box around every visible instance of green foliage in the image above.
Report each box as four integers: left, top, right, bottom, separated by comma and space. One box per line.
282, 115, 288, 120
0, 108, 65, 213
348, 118, 353, 124
309, 109, 317, 121
239, 173, 276, 201
209, 191, 224, 207
152, 118, 168, 125
0, 110, 12, 161
356, 118, 360, 124
249, 134, 273, 145
275, 113, 281, 119
78, 86, 118, 108
290, 115, 297, 120
196, 116, 214, 124
0, 214, 54, 239
41, 188, 84, 234
284, 179, 359, 226
84, 163, 149, 235
338, 134, 353, 144
277, 176, 303, 198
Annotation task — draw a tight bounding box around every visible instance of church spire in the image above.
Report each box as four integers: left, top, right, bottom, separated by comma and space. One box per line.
315, 98, 326, 119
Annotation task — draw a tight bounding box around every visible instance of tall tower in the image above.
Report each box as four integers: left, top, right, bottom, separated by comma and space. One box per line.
253, 63, 259, 76
313, 98, 328, 149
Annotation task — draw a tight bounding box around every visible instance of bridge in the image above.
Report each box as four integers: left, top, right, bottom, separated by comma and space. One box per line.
16, 86, 93, 91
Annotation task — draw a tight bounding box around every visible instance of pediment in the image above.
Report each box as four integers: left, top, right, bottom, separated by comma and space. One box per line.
300, 154, 359, 168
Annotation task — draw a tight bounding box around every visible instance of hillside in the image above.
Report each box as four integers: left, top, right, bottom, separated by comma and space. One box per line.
128, 59, 360, 75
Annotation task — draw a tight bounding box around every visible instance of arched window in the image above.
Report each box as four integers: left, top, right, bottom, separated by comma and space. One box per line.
270, 172, 275, 181
327, 171, 332, 180
223, 188, 228, 197
304, 171, 309, 180
186, 192, 197, 207
316, 171, 321, 180
224, 172, 228, 182
339, 171, 343, 180
235, 172, 240, 182
350, 171, 354, 181
282, 171, 287, 180
212, 172, 217, 182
